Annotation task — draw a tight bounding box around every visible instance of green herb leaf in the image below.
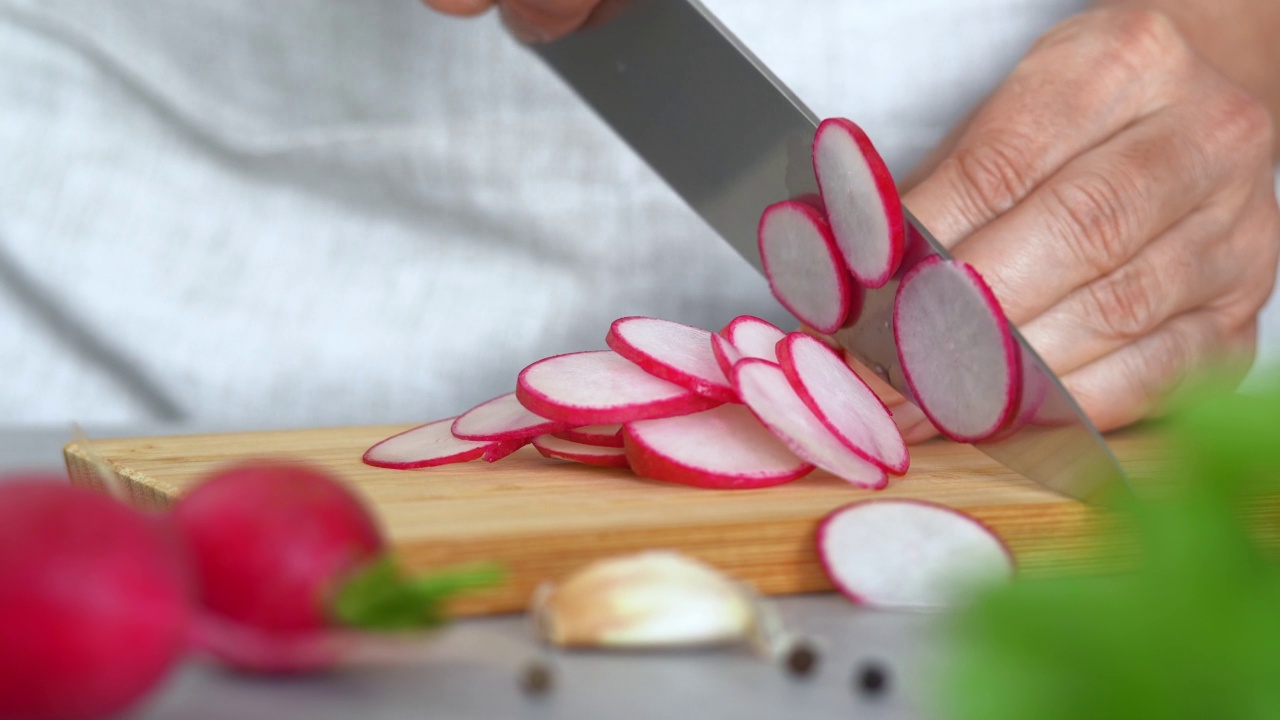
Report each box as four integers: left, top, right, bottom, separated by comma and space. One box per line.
330, 556, 504, 631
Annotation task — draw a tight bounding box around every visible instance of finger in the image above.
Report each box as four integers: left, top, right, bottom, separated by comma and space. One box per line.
1060, 311, 1254, 432
950, 103, 1226, 326
499, 0, 597, 42
1020, 182, 1274, 376
421, 0, 496, 17
903, 7, 1189, 246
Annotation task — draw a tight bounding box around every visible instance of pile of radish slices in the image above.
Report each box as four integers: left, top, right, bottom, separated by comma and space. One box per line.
365, 314, 908, 490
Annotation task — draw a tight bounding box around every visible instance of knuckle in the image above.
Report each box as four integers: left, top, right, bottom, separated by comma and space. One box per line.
947, 134, 1040, 220
1207, 86, 1275, 158
1084, 265, 1163, 341
1099, 7, 1186, 73
1044, 169, 1140, 275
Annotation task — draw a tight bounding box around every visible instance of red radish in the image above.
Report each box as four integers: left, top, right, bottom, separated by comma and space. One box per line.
839, 281, 866, 329
606, 317, 737, 402
0, 479, 190, 720
451, 392, 569, 442
894, 257, 1021, 442
532, 434, 629, 468
812, 117, 905, 288
623, 404, 813, 489
172, 461, 383, 671
710, 332, 743, 378
731, 359, 888, 489
364, 418, 523, 469
776, 333, 909, 474
987, 346, 1053, 441
721, 316, 787, 361
818, 499, 1014, 609
553, 424, 624, 448
758, 200, 855, 333
188, 613, 436, 673
517, 350, 721, 425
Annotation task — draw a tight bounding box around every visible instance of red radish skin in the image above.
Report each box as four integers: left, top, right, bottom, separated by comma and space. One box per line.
364, 418, 523, 469
0, 479, 190, 720
172, 462, 384, 672
758, 201, 854, 334
893, 257, 1021, 443
731, 359, 888, 489
517, 350, 721, 425
532, 434, 629, 468
720, 316, 787, 361
818, 499, 1015, 610
812, 117, 905, 288
623, 404, 813, 489
606, 317, 737, 402
776, 333, 909, 474
553, 424, 624, 448
710, 332, 742, 378
451, 392, 570, 442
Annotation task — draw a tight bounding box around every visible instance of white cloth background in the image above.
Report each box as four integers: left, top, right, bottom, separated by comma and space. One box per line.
0, 0, 1275, 428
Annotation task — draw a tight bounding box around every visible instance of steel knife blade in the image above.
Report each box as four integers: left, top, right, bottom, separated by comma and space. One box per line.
533, 0, 1128, 501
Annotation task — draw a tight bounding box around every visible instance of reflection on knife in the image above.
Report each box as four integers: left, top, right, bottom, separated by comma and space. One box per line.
532, 0, 1128, 501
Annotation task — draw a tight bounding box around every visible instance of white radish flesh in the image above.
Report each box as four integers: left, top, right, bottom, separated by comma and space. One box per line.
731, 359, 888, 489
623, 404, 813, 489
363, 418, 522, 469
517, 350, 721, 426
758, 201, 854, 334
813, 118, 904, 288
894, 257, 1020, 442
709, 332, 742, 378
553, 424, 624, 448
451, 392, 569, 442
532, 434, 629, 468
606, 317, 736, 402
776, 333, 908, 474
818, 499, 1014, 610
721, 316, 786, 362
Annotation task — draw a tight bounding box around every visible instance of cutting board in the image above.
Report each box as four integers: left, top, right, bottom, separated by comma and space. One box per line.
64, 426, 1178, 616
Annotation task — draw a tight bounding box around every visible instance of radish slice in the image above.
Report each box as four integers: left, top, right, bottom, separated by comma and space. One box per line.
818, 500, 1015, 610
812, 117, 905, 288
776, 333, 908, 474
553, 424, 624, 448
894, 257, 1020, 442
532, 434, 629, 468
710, 332, 743, 378
758, 201, 854, 334
363, 419, 522, 469
517, 351, 721, 425
606, 317, 736, 402
623, 404, 813, 489
731, 359, 888, 489
451, 392, 569, 442
721, 316, 786, 361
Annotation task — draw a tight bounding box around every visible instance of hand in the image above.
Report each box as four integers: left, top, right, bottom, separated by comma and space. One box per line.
889, 6, 1280, 442
421, 0, 606, 42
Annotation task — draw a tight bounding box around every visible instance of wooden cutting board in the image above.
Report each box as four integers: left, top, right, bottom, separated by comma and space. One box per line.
64, 426, 1180, 616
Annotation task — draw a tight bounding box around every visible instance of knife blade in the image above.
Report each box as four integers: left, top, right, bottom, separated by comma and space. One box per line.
533, 0, 1128, 501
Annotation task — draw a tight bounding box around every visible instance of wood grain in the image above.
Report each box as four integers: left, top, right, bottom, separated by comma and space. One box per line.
62, 426, 1217, 616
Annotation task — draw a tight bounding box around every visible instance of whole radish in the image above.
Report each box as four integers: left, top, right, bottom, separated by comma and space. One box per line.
172, 462, 383, 644
0, 477, 191, 720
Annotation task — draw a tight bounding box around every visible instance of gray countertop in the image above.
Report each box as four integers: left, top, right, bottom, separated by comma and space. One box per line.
2, 425, 940, 720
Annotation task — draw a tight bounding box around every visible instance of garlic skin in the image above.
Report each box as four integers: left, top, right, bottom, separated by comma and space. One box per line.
534, 551, 757, 649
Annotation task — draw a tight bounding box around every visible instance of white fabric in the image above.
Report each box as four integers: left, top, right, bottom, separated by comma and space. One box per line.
0, 0, 1274, 428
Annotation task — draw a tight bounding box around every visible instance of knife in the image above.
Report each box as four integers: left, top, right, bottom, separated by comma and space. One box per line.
533, 0, 1128, 501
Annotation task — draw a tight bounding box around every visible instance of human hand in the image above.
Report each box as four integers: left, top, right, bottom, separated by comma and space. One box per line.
420, 0, 607, 42
887, 6, 1279, 443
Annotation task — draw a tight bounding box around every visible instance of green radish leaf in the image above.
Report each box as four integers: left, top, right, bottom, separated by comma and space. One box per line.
331, 556, 504, 631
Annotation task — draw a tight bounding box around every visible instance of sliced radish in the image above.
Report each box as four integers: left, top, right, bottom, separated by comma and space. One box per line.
758, 201, 854, 334
623, 404, 813, 489
517, 350, 721, 425
606, 317, 736, 402
451, 392, 569, 442
553, 424, 624, 448
363, 418, 522, 469
894, 257, 1020, 442
818, 500, 1015, 610
532, 434, 629, 468
731, 359, 887, 489
812, 117, 905, 288
776, 333, 908, 474
710, 332, 743, 378
721, 316, 786, 361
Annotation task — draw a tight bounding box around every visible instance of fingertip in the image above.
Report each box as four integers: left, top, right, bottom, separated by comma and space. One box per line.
422, 0, 496, 18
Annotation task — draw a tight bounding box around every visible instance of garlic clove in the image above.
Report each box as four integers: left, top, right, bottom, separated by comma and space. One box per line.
533, 551, 757, 649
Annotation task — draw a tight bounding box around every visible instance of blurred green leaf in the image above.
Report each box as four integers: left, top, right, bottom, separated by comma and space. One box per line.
330, 556, 504, 631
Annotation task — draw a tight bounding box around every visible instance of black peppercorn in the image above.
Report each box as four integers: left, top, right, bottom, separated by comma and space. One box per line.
785, 640, 820, 677
855, 661, 889, 697
520, 661, 554, 696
